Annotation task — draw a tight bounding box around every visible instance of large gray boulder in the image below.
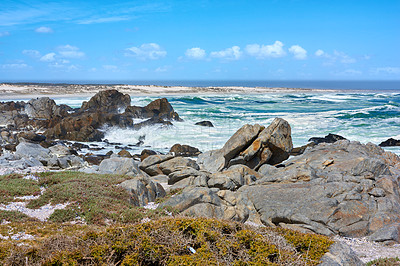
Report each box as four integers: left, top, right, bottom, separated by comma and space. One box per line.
240, 140, 400, 240
162, 137, 400, 242
197, 149, 225, 173
207, 165, 261, 191
140, 155, 199, 176
25, 97, 70, 119
319, 242, 363, 266
197, 118, 292, 173
15, 142, 51, 163
119, 178, 166, 206
98, 157, 140, 175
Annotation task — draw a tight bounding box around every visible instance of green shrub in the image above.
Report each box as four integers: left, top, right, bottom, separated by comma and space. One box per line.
49, 209, 77, 223
367, 257, 400, 266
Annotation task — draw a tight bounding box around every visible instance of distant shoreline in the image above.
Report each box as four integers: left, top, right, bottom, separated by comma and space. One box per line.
0, 83, 338, 99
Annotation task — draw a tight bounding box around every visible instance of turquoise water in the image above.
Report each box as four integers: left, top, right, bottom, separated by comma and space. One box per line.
48, 91, 400, 155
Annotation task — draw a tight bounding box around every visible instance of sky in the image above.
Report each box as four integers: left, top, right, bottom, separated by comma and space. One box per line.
0, 0, 399, 81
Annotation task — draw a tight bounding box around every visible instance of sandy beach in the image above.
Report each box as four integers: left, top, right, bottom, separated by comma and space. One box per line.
0, 83, 337, 99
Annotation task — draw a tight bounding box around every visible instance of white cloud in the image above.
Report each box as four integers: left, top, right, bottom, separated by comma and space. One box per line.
155, 65, 170, 72
0, 31, 10, 37
125, 43, 166, 60
316, 49, 356, 64
40, 52, 56, 62
334, 69, 362, 76
1, 63, 28, 69
185, 47, 206, 60
49, 62, 64, 68
57, 45, 85, 58
245, 41, 286, 59
210, 46, 242, 60
35, 26, 53, 33
48, 62, 79, 71
289, 45, 307, 60
103, 65, 118, 71
374, 67, 400, 75
77, 16, 130, 24
22, 49, 41, 58
333, 50, 356, 64
315, 49, 325, 57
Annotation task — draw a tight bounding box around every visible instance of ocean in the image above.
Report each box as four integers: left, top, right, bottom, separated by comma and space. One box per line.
55, 91, 400, 156
4, 80, 400, 155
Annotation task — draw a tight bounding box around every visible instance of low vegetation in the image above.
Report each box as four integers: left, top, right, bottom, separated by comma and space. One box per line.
367, 257, 400, 266
0, 171, 343, 265
0, 217, 334, 265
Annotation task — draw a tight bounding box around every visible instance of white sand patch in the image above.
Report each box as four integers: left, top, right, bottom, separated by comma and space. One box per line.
0, 166, 48, 175
0, 201, 69, 221
143, 202, 159, 210
334, 236, 400, 263
14, 187, 45, 201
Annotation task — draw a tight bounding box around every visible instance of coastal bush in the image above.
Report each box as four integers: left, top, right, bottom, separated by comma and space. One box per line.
24, 171, 172, 224
0, 217, 334, 265
367, 257, 400, 266
0, 210, 37, 223
0, 173, 41, 204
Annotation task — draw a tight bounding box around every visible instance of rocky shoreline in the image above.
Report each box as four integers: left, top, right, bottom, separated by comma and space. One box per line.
1, 89, 400, 264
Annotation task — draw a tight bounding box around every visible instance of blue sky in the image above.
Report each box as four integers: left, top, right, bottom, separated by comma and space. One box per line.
0, 0, 399, 81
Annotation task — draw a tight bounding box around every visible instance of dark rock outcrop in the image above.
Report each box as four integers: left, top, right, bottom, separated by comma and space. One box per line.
195, 121, 214, 127
309, 133, 346, 145
80, 89, 131, 113
379, 138, 400, 147
170, 144, 201, 157
140, 149, 157, 161
125, 98, 181, 121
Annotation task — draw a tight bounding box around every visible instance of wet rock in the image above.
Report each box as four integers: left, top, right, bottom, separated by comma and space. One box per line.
71, 142, 90, 150
125, 98, 181, 121
80, 89, 131, 113
195, 121, 214, 127
290, 143, 315, 156
309, 133, 346, 145
118, 149, 132, 158
84, 155, 107, 165
140, 149, 157, 161
170, 144, 201, 157
17, 131, 46, 143
4, 143, 17, 151
132, 117, 173, 130
379, 138, 400, 147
